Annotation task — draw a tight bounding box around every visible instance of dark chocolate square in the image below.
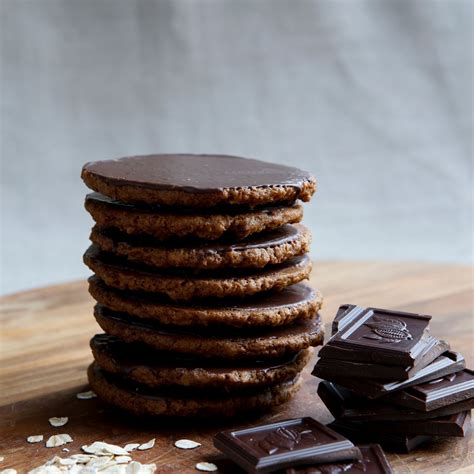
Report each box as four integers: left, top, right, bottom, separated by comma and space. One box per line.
321, 305, 433, 366
214, 417, 361, 473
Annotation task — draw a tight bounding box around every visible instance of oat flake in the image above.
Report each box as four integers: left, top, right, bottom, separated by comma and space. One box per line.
138, 439, 155, 451
175, 439, 201, 449
76, 390, 97, 400
46, 434, 73, 447
49, 417, 68, 427
195, 462, 218, 472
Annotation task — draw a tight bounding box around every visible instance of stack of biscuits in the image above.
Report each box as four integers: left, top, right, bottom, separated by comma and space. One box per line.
81, 154, 324, 417
313, 304, 473, 452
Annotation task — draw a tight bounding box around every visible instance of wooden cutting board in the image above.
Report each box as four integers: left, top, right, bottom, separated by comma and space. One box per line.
1, 261, 473, 473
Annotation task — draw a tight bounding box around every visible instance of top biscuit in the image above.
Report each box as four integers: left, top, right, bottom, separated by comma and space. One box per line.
81, 154, 316, 208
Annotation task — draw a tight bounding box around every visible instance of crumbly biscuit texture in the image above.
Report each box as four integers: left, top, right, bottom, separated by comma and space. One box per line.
89, 224, 311, 269
88, 277, 323, 327
93, 305, 325, 359
84, 246, 312, 300
85, 193, 303, 240
88, 362, 302, 417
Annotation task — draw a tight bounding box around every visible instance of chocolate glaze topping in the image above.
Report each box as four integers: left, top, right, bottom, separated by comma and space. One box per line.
95, 223, 306, 252
91, 333, 306, 373
94, 304, 322, 339
84, 244, 310, 279
83, 154, 314, 193
89, 276, 317, 312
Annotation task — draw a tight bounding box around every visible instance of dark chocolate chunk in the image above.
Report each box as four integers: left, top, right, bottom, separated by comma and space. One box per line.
213, 417, 361, 473
318, 381, 474, 422
327, 420, 433, 454
320, 305, 434, 367
285, 444, 393, 474
313, 340, 450, 381
316, 351, 465, 399
385, 369, 474, 411
353, 411, 471, 437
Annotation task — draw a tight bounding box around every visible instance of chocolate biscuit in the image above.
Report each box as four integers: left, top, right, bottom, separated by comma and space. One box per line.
90, 334, 312, 390
87, 362, 302, 417
81, 154, 317, 208
85, 192, 303, 241
88, 277, 322, 327
90, 224, 311, 269
93, 305, 324, 359
84, 245, 312, 300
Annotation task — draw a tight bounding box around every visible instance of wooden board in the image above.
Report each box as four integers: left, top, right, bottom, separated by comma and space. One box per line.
1, 261, 473, 473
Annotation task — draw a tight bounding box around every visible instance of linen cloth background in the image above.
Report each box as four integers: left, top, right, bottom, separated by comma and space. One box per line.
1, 0, 472, 295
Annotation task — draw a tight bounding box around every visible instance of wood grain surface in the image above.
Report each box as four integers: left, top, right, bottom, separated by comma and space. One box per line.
1, 261, 473, 473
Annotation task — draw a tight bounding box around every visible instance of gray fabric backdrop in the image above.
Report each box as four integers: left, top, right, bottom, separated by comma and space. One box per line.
1, 0, 472, 295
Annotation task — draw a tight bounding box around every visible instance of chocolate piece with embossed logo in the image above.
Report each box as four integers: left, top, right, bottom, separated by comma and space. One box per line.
285, 444, 393, 474
214, 417, 361, 473
385, 369, 474, 411
320, 305, 435, 367
314, 351, 465, 399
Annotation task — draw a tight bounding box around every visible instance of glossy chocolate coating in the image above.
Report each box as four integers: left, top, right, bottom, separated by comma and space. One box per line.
85, 244, 310, 279
91, 333, 305, 373
83, 154, 314, 193
214, 417, 361, 473
94, 304, 321, 340
91, 362, 299, 400
86, 191, 300, 215
90, 276, 317, 313
96, 223, 305, 252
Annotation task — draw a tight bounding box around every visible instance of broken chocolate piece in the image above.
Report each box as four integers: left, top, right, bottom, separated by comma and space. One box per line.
285, 444, 393, 473
313, 340, 450, 381
318, 381, 474, 422
353, 411, 471, 437
327, 420, 433, 454
316, 351, 465, 399
385, 369, 474, 411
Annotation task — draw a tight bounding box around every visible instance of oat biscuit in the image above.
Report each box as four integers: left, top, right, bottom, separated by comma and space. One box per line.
82, 154, 316, 208
93, 305, 324, 359
84, 245, 312, 300
88, 277, 322, 327
91, 334, 312, 390
85, 193, 303, 241
90, 224, 311, 269
87, 362, 302, 417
